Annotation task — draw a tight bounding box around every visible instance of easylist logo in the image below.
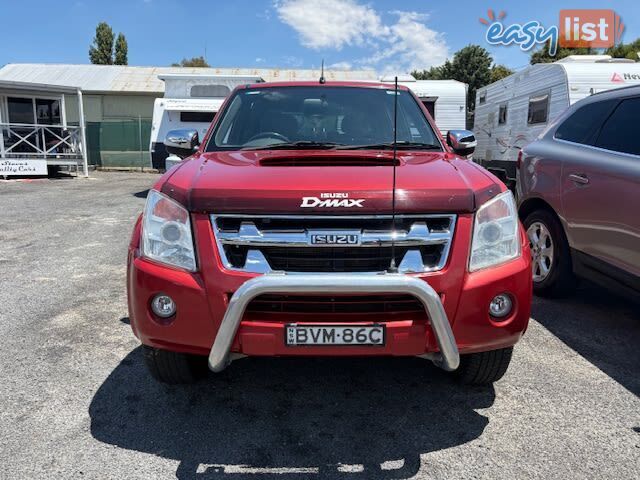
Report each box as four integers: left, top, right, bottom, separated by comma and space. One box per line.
559, 10, 624, 48
300, 192, 365, 208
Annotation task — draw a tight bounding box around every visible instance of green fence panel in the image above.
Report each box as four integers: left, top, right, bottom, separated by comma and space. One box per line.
85, 120, 152, 168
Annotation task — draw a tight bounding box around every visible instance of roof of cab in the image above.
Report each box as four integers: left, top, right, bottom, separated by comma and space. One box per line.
239, 80, 412, 91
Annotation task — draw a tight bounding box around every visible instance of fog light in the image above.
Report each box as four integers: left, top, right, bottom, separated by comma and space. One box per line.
489, 294, 513, 318
151, 294, 176, 318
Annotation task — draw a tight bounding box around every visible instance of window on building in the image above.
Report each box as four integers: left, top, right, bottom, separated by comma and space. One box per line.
180, 111, 216, 123
35, 99, 61, 125
479, 91, 487, 104
554, 99, 618, 145
594, 97, 640, 156
498, 104, 507, 125
527, 93, 549, 125
7, 97, 35, 124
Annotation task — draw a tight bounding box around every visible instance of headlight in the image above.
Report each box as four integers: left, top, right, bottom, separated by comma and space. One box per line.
469, 190, 520, 272
141, 190, 196, 271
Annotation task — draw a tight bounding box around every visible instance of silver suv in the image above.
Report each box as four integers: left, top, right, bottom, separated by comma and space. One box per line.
517, 85, 640, 298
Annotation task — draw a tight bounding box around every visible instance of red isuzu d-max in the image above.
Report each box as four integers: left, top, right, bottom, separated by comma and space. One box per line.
127, 81, 532, 385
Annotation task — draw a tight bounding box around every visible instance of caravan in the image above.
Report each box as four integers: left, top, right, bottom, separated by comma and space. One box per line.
150, 74, 263, 170
473, 55, 640, 187
381, 75, 467, 132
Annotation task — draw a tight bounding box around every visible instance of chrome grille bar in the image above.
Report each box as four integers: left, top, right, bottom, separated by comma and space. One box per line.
211, 214, 456, 274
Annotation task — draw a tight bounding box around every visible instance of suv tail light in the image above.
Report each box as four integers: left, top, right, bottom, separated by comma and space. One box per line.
516, 150, 523, 170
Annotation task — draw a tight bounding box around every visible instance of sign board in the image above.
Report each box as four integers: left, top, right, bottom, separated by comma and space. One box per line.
0, 159, 48, 176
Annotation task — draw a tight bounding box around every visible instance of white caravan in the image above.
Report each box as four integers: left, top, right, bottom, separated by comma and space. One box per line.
381, 75, 467, 132
150, 74, 263, 170
473, 55, 640, 187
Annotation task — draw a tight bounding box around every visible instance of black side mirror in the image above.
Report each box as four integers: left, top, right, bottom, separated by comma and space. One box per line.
165, 129, 200, 159
446, 130, 477, 157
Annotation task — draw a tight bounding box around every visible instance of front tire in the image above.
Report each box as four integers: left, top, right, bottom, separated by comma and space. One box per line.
456, 347, 513, 385
142, 346, 208, 384
523, 209, 575, 297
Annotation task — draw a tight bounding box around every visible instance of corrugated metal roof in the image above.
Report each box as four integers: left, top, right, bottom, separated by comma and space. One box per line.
0, 64, 378, 94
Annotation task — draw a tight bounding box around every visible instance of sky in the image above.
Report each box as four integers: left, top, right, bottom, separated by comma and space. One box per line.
0, 0, 637, 74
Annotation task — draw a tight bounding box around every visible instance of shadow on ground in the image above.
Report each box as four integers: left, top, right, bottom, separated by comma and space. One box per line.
532, 281, 639, 397
90, 351, 494, 479
133, 189, 149, 199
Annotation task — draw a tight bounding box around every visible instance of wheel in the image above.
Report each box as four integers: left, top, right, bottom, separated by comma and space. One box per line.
456, 347, 513, 385
523, 209, 575, 297
142, 345, 209, 384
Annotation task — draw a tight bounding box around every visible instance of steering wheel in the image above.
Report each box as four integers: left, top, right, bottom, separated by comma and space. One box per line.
247, 132, 290, 143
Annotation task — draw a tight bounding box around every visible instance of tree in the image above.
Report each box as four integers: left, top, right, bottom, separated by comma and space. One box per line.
411, 61, 452, 80
171, 56, 210, 67
530, 41, 594, 64
606, 38, 640, 61
114, 33, 128, 65
450, 45, 492, 127
89, 22, 115, 65
412, 45, 493, 127
490, 64, 513, 83
89, 22, 128, 65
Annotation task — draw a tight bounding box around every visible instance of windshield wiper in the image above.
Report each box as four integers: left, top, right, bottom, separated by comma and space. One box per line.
242, 141, 344, 150
337, 141, 442, 151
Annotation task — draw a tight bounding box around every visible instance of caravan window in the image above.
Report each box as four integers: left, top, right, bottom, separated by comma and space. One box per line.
554, 99, 618, 145
527, 94, 549, 124
190, 85, 231, 98
498, 104, 507, 125
180, 111, 216, 123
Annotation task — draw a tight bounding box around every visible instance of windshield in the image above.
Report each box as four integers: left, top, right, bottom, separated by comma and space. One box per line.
206, 86, 441, 151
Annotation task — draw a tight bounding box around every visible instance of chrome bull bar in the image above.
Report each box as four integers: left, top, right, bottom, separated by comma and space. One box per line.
208, 273, 460, 372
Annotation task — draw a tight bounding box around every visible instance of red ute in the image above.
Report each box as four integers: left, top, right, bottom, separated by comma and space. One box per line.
127, 81, 532, 385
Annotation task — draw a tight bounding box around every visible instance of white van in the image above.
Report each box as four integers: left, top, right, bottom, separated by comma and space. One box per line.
473, 55, 640, 187
381, 75, 467, 132
150, 74, 263, 170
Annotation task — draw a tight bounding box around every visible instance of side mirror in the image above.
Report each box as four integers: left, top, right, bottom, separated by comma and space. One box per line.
446, 130, 477, 157
165, 129, 200, 158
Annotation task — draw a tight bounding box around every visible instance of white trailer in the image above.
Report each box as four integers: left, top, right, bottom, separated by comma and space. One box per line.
150, 74, 263, 170
381, 75, 467, 133
473, 55, 640, 187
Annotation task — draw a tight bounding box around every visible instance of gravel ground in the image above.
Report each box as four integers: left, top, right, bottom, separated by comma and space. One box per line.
0, 171, 638, 480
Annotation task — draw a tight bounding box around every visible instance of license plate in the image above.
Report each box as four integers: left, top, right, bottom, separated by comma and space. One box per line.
285, 325, 385, 346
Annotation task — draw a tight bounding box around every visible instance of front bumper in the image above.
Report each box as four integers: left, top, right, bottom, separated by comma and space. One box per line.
209, 273, 459, 372
127, 213, 532, 369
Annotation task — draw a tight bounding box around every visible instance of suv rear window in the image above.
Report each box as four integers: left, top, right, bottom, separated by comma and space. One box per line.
595, 97, 640, 156
554, 99, 618, 145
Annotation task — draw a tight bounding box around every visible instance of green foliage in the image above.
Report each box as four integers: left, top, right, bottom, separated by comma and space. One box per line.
454, 45, 491, 127
89, 22, 114, 65
412, 45, 495, 127
605, 39, 640, 61
171, 56, 211, 68
490, 64, 513, 83
114, 33, 128, 65
89, 22, 128, 65
411, 61, 452, 80
530, 42, 594, 64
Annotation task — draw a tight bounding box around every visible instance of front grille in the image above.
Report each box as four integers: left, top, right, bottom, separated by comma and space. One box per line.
246, 294, 425, 314
212, 214, 456, 274
232, 245, 442, 272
